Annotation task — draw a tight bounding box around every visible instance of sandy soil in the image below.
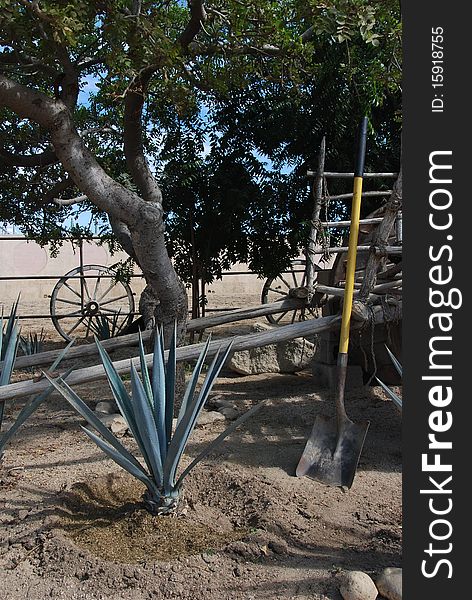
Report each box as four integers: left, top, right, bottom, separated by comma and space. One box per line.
0, 319, 401, 600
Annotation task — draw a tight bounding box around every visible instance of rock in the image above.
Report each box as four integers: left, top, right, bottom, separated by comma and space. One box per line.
228, 322, 316, 375
97, 413, 128, 436
268, 539, 289, 555
376, 567, 402, 600
95, 401, 118, 414
209, 396, 236, 410
218, 407, 239, 420
338, 571, 378, 600
197, 411, 226, 427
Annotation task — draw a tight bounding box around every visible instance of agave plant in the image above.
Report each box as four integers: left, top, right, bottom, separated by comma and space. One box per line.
19, 328, 46, 356
0, 339, 75, 458
375, 346, 402, 412
88, 311, 123, 340
46, 325, 265, 515
0, 298, 21, 432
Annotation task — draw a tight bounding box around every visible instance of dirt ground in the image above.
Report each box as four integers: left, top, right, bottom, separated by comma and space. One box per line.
0, 318, 401, 600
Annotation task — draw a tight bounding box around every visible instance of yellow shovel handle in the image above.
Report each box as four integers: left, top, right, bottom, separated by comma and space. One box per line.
339, 176, 364, 354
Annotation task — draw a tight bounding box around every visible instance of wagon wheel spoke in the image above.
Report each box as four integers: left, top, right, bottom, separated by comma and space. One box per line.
85, 317, 92, 338
55, 297, 82, 307
96, 282, 116, 303
278, 275, 292, 290
100, 294, 129, 306
62, 281, 82, 300
274, 311, 288, 324
290, 310, 297, 324
100, 307, 120, 315
55, 310, 82, 318
291, 269, 298, 288
81, 275, 92, 301
267, 287, 288, 296
66, 315, 86, 336
92, 275, 102, 300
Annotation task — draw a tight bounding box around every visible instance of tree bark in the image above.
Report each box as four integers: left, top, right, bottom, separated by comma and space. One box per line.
0, 75, 188, 343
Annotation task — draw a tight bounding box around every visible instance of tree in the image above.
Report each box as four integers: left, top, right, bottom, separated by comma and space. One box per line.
0, 1, 401, 340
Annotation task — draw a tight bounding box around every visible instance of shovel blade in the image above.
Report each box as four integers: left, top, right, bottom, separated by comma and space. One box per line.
296, 415, 370, 488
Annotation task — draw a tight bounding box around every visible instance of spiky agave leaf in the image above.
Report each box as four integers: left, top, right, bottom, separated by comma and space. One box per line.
164, 322, 177, 447
1, 296, 20, 361
81, 426, 160, 499
163, 341, 234, 493
375, 377, 402, 411
176, 335, 212, 426
0, 366, 74, 455
44, 373, 148, 476
95, 338, 157, 477
385, 346, 402, 378
129, 361, 164, 485
175, 399, 267, 490
0, 317, 20, 429
138, 330, 153, 405
151, 328, 166, 461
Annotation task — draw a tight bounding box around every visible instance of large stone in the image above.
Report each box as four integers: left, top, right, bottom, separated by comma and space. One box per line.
229, 322, 316, 375
95, 401, 118, 414
97, 413, 128, 436
197, 411, 226, 427
218, 407, 239, 421
338, 571, 378, 600
376, 567, 402, 600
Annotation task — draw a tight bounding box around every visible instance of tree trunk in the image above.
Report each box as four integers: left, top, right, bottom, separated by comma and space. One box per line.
0, 75, 188, 345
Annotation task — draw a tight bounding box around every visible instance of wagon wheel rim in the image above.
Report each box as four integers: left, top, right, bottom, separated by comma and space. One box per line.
261, 260, 319, 325
50, 264, 135, 342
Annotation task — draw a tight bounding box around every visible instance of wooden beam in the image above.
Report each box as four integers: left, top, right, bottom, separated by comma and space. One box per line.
5, 298, 306, 371
0, 302, 401, 404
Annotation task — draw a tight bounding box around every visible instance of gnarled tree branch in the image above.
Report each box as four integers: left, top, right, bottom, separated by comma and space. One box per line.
123, 72, 163, 209
180, 1, 207, 49
0, 146, 57, 167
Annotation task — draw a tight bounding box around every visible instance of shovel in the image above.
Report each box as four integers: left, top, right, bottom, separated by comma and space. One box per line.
296, 118, 370, 488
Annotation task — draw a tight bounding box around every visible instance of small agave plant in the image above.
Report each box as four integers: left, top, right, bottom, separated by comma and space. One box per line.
0, 298, 74, 458
0, 298, 21, 433
375, 346, 402, 412
19, 328, 46, 356
46, 325, 264, 515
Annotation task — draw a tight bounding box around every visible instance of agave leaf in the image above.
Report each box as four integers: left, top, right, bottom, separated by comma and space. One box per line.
0, 366, 75, 454
175, 399, 268, 490
130, 362, 164, 485
94, 339, 157, 475
4, 296, 20, 352
165, 321, 177, 446
385, 346, 402, 378
0, 313, 4, 360
164, 341, 234, 492
44, 372, 148, 475
49, 338, 76, 372
176, 336, 212, 426
0, 320, 19, 387
82, 427, 159, 496
151, 329, 166, 457
194, 341, 234, 410
138, 330, 153, 405
375, 377, 402, 411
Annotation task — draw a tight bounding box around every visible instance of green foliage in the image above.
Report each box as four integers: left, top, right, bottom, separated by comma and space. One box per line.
46, 326, 265, 515
0, 1, 401, 279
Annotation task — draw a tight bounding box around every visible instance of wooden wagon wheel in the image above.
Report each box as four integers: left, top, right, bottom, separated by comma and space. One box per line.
261, 259, 321, 325
50, 264, 135, 342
